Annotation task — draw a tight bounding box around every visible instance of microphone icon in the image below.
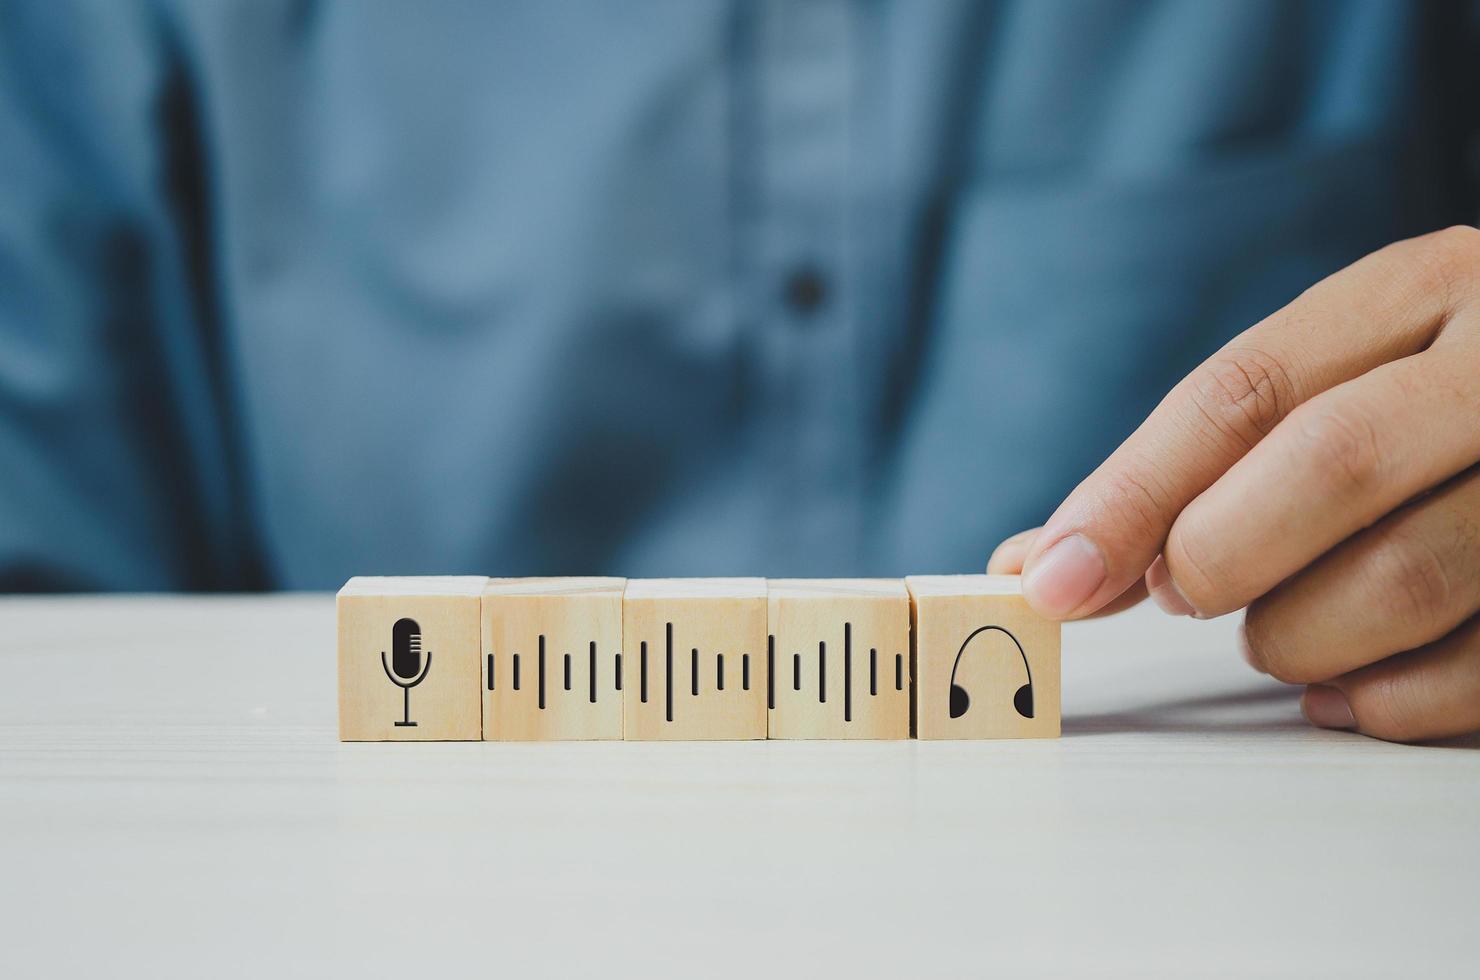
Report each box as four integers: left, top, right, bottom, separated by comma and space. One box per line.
382, 618, 432, 727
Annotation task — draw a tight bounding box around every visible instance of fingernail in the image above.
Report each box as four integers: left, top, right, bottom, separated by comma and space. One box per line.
1302, 685, 1356, 730
1145, 554, 1197, 617
1236, 621, 1263, 673
1022, 534, 1106, 618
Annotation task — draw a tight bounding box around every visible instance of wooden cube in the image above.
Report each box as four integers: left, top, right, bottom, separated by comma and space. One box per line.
622, 578, 767, 740
337, 576, 486, 741
482, 577, 624, 740
767, 579, 910, 739
905, 575, 1060, 739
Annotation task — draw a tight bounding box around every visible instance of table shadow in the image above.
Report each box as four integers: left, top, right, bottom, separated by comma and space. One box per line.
1065, 684, 1480, 749
1064, 684, 1301, 736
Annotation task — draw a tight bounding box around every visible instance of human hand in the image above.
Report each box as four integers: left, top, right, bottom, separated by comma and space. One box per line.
989, 227, 1480, 742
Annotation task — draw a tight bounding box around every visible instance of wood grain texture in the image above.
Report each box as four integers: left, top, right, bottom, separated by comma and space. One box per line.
906, 574, 1060, 740
767, 579, 910, 739
482, 577, 624, 740
622, 578, 766, 740
337, 576, 486, 741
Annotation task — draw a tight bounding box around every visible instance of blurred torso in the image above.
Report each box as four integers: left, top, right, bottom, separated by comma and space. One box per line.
1, 0, 1472, 588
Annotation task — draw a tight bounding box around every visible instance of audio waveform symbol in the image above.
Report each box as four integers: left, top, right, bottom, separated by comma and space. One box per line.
487, 634, 620, 710
765, 622, 905, 723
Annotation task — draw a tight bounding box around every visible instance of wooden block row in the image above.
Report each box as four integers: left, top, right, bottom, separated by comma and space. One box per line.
337, 575, 1059, 742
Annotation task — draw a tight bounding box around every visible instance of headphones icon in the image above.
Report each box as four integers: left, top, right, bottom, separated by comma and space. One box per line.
948, 625, 1035, 720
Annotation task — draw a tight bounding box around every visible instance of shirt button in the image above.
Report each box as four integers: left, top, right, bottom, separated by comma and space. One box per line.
782, 266, 828, 316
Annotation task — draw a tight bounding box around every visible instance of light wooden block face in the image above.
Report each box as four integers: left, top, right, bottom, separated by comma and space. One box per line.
482, 578, 624, 740
767, 580, 911, 739
906, 575, 1060, 740
337, 577, 486, 741
622, 579, 767, 740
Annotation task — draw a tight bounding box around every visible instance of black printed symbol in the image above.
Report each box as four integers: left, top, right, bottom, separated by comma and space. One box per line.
382, 618, 432, 727
948, 625, 1033, 720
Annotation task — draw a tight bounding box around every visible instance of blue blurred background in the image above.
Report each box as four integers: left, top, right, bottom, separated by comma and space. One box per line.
0, 0, 1475, 592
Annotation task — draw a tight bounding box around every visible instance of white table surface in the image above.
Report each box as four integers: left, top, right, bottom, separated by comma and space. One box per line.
2, 594, 1476, 978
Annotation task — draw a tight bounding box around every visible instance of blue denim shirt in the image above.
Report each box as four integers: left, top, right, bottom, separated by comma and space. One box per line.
1, 1, 1475, 590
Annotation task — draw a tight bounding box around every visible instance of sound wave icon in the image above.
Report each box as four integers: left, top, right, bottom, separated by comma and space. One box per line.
632, 623, 754, 724
766, 622, 904, 722
488, 635, 620, 707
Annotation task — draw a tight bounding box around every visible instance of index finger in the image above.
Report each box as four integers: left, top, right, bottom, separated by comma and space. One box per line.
1019, 227, 1478, 620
